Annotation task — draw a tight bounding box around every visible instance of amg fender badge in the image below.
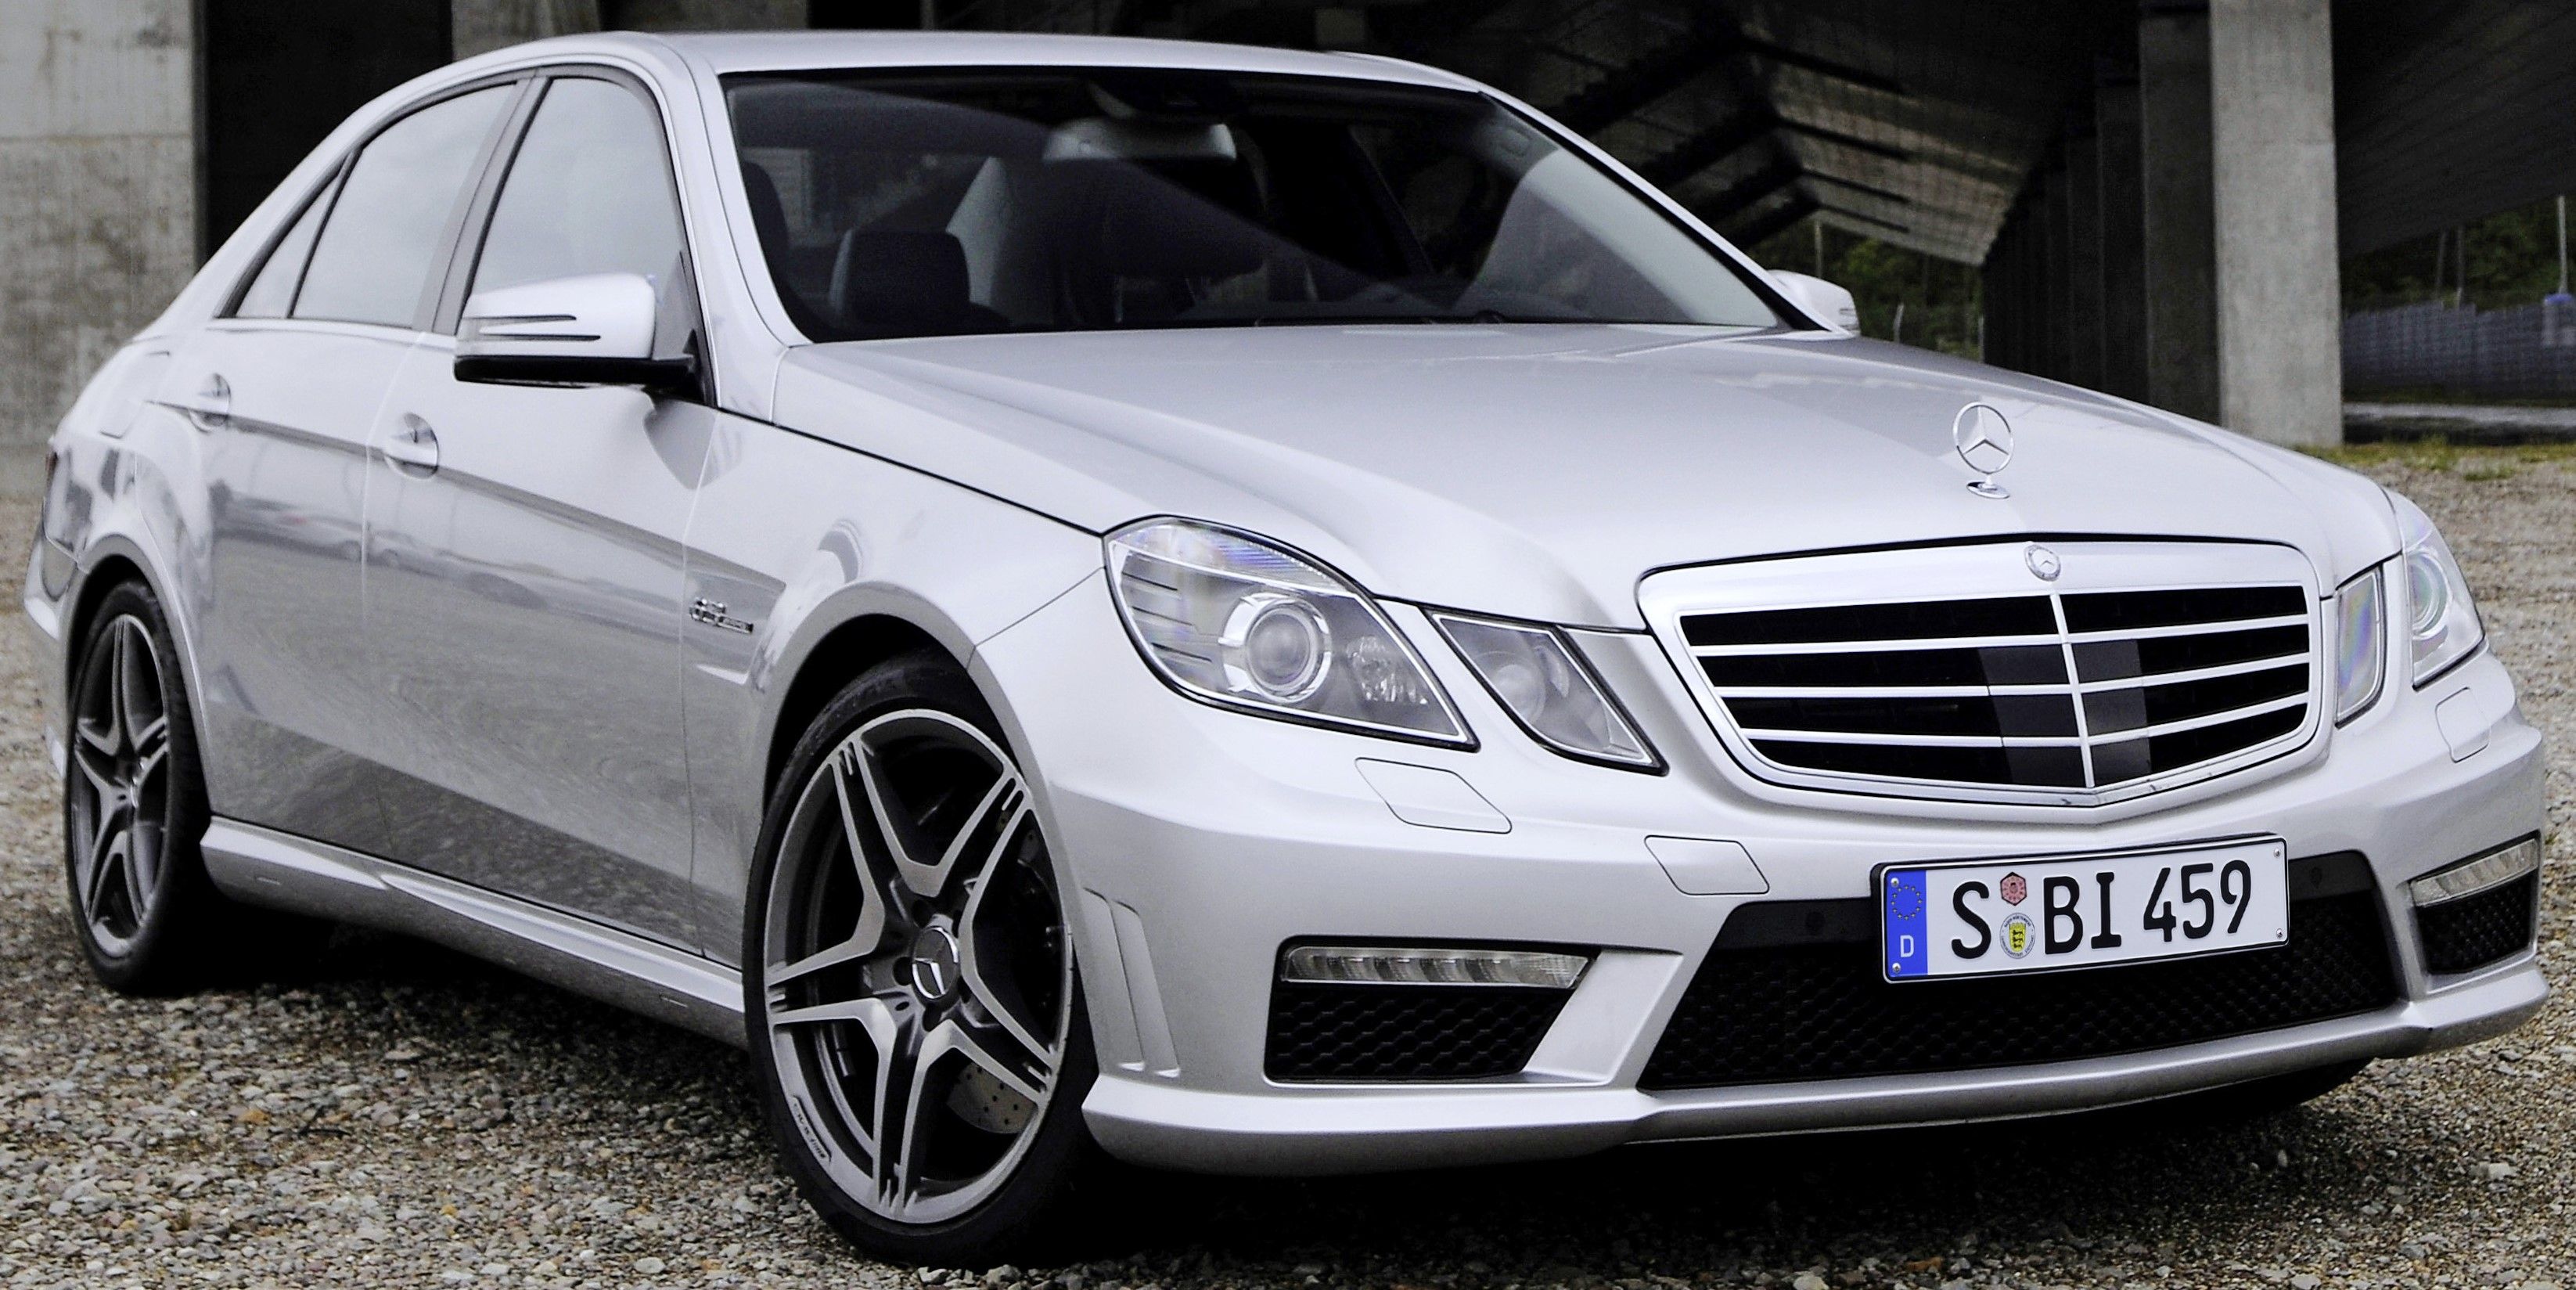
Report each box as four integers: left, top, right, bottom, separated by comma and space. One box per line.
689, 598, 756, 634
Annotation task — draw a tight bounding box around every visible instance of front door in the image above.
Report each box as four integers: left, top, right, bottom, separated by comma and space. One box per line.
361, 71, 711, 946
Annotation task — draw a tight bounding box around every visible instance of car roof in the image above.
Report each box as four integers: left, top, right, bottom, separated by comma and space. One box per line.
473, 28, 1480, 92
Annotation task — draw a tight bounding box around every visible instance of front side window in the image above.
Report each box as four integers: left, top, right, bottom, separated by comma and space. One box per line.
723, 68, 1786, 341
294, 85, 513, 328
470, 76, 686, 299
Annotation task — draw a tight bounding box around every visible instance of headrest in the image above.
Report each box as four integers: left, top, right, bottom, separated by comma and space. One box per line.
740, 162, 790, 251
830, 229, 975, 336
1090, 162, 1267, 281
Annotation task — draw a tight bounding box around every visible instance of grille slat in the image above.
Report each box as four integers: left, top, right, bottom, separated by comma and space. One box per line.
1679, 577, 2318, 800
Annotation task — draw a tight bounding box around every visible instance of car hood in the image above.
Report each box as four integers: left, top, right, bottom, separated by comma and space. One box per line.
775, 326, 2396, 629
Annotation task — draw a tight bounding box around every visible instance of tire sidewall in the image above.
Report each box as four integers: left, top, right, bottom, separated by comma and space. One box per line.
742, 650, 1098, 1266
66, 579, 217, 992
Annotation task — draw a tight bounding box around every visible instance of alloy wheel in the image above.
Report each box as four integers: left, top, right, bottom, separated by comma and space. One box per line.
68, 614, 172, 957
761, 708, 1072, 1227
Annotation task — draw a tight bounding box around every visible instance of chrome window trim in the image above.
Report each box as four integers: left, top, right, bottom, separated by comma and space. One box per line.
1639, 540, 2327, 808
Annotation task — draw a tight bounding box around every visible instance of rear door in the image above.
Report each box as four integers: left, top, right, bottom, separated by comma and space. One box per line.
362, 70, 713, 946
164, 79, 522, 856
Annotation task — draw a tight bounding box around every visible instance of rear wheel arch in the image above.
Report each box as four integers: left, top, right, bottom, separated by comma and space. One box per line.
65, 553, 151, 660
63, 545, 210, 738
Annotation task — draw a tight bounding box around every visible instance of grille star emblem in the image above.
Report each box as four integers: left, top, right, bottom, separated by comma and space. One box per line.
2025, 542, 2062, 582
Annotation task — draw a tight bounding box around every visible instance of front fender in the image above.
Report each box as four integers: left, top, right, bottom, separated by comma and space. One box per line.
679, 414, 1100, 961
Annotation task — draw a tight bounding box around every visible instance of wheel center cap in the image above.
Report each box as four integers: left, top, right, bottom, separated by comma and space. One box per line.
906, 925, 962, 1004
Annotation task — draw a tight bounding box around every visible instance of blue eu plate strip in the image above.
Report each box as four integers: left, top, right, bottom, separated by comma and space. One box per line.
1883, 868, 1928, 978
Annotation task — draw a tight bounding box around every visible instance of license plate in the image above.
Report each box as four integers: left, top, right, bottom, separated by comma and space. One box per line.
1880, 838, 2288, 982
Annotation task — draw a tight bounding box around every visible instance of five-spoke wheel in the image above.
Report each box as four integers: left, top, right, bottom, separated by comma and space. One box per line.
60, 579, 322, 992
69, 611, 173, 957
747, 654, 1094, 1264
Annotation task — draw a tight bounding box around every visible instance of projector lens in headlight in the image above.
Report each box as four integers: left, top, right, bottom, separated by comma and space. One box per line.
1106, 518, 1469, 744
2390, 491, 2485, 687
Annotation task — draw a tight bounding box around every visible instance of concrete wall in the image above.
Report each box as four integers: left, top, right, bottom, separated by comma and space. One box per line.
457, 0, 603, 61
608, 1, 808, 33
0, 0, 197, 448
455, 1, 810, 62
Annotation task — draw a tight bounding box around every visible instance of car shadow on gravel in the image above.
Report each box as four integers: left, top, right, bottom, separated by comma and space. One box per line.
1086, 1094, 2477, 1275
237, 926, 2491, 1277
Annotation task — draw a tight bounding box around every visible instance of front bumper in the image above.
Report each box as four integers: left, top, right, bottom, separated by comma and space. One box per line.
976, 575, 2548, 1176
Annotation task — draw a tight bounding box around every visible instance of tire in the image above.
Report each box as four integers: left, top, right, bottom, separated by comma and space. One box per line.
63, 580, 326, 993
744, 650, 1099, 1267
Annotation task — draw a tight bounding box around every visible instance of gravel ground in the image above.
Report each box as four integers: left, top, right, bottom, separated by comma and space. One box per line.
0, 449, 2570, 1289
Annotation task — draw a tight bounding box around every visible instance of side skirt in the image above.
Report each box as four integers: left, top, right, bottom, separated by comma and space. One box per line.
200, 817, 748, 1048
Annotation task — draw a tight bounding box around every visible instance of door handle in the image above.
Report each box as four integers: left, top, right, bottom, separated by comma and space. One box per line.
382, 415, 441, 477
168, 373, 229, 431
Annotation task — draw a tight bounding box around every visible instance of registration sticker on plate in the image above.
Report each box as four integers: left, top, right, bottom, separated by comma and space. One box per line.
1880, 838, 2289, 982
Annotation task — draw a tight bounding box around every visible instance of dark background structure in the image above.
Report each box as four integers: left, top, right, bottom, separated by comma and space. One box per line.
9, 0, 2576, 450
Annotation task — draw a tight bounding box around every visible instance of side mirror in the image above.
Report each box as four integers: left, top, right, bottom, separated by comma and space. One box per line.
455, 272, 696, 392
1768, 269, 1861, 332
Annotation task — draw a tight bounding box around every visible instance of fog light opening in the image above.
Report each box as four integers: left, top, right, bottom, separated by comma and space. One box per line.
1279, 945, 1590, 989
2408, 836, 2542, 908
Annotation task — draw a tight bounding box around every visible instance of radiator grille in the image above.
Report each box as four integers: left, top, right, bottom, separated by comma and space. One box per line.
1678, 581, 2315, 801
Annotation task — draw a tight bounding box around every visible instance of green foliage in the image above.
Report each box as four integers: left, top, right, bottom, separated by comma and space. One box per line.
2345, 196, 2571, 312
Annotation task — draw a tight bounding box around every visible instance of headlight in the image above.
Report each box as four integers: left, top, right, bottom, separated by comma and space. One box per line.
1106, 518, 1470, 744
2330, 566, 2385, 725
2391, 492, 2484, 686
1432, 613, 1660, 770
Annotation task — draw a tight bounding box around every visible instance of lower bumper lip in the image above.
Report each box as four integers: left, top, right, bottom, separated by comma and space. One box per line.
1083, 962, 2547, 1176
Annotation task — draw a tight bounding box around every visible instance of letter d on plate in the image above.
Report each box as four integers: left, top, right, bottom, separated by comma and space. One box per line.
1884, 870, 1929, 978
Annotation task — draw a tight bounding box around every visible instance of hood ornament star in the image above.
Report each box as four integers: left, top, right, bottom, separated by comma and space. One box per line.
1953, 403, 2013, 499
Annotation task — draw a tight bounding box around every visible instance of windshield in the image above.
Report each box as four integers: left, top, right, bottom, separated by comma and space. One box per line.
722, 68, 1790, 341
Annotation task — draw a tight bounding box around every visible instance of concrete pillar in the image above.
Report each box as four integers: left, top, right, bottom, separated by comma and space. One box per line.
2209, 0, 2341, 445
0, 0, 196, 450
2038, 164, 2071, 381
2063, 127, 2106, 392
1978, 221, 1999, 370
2095, 70, 2150, 402
456, 1, 603, 61
2137, 2, 2219, 423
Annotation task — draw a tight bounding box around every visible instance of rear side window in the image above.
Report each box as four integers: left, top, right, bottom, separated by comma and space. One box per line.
293, 85, 513, 328
469, 77, 685, 298
232, 172, 339, 319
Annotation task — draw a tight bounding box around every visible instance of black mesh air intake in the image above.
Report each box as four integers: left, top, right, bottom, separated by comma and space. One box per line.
1265, 982, 1568, 1083
1641, 853, 2398, 1091
2416, 871, 2538, 976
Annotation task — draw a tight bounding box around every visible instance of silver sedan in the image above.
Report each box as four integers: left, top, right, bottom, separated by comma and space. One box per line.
24, 29, 2544, 1267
